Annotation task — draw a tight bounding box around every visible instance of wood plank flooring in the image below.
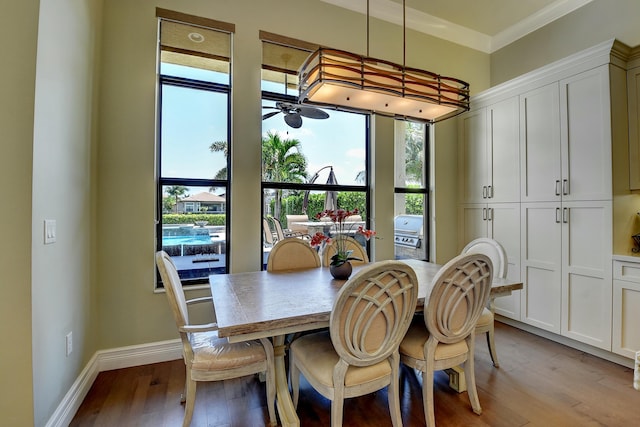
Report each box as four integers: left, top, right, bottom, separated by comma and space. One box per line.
70, 323, 640, 426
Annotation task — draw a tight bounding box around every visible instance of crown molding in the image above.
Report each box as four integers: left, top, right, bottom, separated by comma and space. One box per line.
321, 0, 594, 54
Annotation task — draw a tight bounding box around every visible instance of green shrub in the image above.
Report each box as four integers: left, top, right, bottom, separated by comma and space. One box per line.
162, 213, 226, 225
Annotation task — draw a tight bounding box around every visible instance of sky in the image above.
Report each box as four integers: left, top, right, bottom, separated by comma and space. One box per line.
160, 64, 367, 189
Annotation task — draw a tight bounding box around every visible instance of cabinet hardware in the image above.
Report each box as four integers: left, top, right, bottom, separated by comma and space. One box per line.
563, 207, 568, 223
556, 207, 561, 223
482, 207, 487, 220
482, 186, 487, 198
563, 179, 569, 195
488, 185, 493, 198
488, 207, 493, 221
555, 180, 561, 196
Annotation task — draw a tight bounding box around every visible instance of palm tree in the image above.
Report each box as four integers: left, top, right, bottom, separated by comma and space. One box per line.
209, 140, 228, 180
165, 185, 188, 213
262, 131, 308, 219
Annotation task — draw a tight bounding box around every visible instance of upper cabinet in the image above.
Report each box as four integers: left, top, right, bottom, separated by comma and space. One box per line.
628, 66, 640, 190
459, 96, 520, 204
520, 65, 613, 203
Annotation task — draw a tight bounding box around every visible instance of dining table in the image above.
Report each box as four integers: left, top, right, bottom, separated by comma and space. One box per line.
209, 258, 523, 427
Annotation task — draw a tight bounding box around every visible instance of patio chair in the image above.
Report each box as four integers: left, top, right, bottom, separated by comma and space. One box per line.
269, 217, 305, 241
155, 251, 276, 426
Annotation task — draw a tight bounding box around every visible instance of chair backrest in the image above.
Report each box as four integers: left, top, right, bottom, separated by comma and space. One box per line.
461, 238, 507, 279
267, 238, 321, 271
322, 235, 369, 266
155, 251, 190, 328
424, 253, 493, 345
330, 260, 418, 366
263, 217, 276, 246
286, 214, 310, 234
270, 217, 287, 241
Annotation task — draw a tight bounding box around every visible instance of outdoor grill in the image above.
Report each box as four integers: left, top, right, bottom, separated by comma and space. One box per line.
394, 214, 424, 259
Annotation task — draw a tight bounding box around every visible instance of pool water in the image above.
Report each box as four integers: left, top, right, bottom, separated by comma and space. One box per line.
162, 235, 213, 245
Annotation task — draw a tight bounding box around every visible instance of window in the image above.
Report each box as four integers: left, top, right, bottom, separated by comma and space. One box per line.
156, 10, 233, 285
260, 36, 370, 268
394, 121, 429, 261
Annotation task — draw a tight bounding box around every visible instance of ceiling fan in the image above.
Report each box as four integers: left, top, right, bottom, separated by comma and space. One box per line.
262, 101, 329, 128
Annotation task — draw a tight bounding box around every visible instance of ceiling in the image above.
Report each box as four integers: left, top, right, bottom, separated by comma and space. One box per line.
321, 0, 594, 53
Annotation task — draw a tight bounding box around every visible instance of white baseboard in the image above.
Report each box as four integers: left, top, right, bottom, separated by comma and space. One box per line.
45, 339, 182, 427
497, 316, 635, 369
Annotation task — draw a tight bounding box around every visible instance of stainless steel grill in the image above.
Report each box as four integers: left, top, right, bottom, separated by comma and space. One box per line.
394, 215, 424, 258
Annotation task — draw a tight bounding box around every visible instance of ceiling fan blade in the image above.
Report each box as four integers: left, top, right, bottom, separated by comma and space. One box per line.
284, 113, 303, 128
297, 105, 330, 119
262, 111, 281, 120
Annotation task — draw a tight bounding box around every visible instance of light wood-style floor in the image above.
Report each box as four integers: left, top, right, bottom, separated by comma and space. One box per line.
71, 323, 640, 426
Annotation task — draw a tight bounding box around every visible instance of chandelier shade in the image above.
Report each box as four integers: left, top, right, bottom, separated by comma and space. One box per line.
298, 47, 470, 123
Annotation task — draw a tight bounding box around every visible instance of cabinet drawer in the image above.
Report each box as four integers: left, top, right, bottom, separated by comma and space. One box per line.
613, 260, 640, 282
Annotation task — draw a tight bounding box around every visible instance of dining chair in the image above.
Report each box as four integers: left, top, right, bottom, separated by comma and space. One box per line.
399, 253, 493, 427
155, 251, 276, 427
289, 260, 419, 427
266, 237, 321, 271
286, 214, 312, 236
461, 237, 508, 367
321, 235, 369, 267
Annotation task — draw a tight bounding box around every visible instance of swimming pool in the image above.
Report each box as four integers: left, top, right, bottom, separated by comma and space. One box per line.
162, 235, 213, 246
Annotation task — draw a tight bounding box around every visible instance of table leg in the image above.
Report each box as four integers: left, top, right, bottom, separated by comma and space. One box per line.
273, 335, 300, 427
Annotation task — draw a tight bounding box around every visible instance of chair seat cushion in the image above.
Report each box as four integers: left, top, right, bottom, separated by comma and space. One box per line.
290, 331, 392, 388
476, 307, 493, 327
189, 330, 266, 370
399, 320, 468, 361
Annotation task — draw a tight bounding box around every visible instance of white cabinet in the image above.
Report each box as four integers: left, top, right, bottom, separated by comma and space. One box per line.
521, 203, 562, 332
520, 66, 612, 203
458, 203, 521, 320
521, 201, 612, 347
628, 66, 640, 190
560, 201, 612, 349
559, 67, 612, 201
612, 259, 640, 358
459, 97, 519, 204
520, 83, 561, 203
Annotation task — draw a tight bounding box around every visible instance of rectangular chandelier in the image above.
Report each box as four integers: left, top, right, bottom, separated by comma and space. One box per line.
298, 48, 470, 123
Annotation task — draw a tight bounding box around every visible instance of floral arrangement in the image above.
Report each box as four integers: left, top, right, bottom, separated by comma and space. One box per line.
309, 208, 376, 267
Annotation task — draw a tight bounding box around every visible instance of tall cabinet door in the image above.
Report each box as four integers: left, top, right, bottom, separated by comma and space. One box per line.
521, 202, 562, 332
459, 108, 488, 204
561, 201, 612, 349
458, 204, 488, 248
488, 203, 521, 320
559, 66, 612, 201
520, 83, 562, 203
489, 97, 520, 203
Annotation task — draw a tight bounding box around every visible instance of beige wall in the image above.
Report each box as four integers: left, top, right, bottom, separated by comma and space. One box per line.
30, 0, 103, 424
0, 1, 38, 425
29, 0, 640, 423
491, 0, 640, 85
95, 0, 489, 349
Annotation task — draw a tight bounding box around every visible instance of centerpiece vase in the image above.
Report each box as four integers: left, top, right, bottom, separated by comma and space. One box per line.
330, 261, 352, 280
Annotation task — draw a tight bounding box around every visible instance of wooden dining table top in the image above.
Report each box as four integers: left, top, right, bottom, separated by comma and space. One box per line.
209, 258, 523, 342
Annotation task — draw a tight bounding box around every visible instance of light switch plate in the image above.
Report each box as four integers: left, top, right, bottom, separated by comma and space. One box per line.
44, 219, 56, 244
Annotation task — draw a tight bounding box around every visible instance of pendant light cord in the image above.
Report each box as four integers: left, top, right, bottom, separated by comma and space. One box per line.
366, 0, 370, 57
403, 0, 406, 69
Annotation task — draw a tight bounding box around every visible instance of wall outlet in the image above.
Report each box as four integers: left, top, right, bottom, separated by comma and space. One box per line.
66, 332, 73, 357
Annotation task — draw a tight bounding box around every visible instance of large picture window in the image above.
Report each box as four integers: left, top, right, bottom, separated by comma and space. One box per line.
156, 11, 233, 285
260, 37, 370, 268
394, 121, 429, 261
